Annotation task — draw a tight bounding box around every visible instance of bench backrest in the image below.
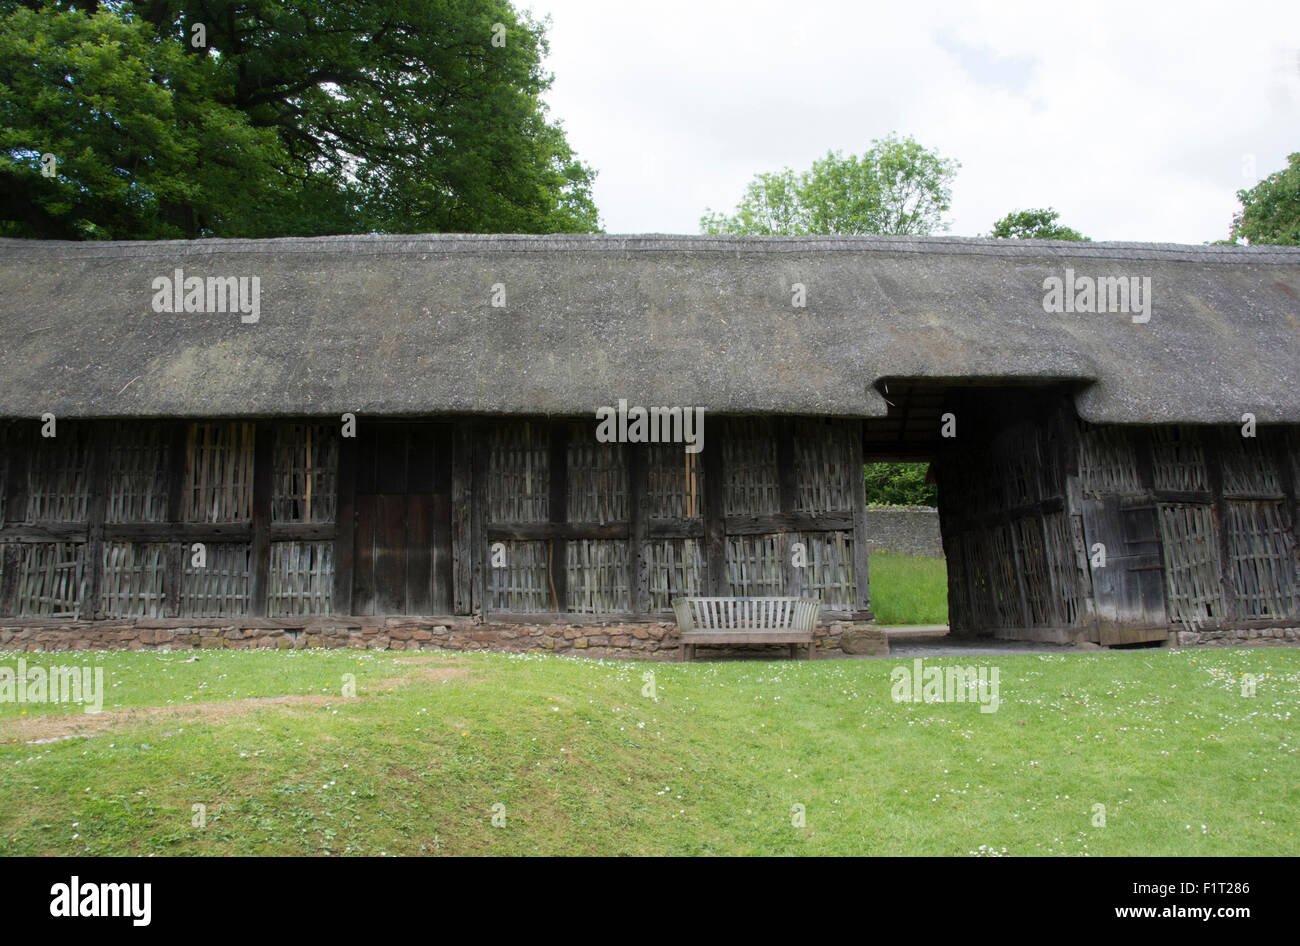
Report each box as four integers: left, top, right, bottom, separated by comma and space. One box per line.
672, 596, 820, 632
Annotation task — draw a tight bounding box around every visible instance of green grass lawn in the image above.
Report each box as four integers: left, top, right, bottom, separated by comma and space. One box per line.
869, 551, 949, 625
0, 646, 1295, 856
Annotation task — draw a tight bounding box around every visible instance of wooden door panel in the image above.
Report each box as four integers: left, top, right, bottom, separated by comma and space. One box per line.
351, 423, 453, 616
1083, 497, 1168, 629
352, 494, 378, 616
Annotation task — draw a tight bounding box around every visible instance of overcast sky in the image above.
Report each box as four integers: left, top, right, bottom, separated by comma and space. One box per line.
520, 0, 1300, 243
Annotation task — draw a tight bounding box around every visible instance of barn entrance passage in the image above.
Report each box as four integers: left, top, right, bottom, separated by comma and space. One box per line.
866, 379, 1169, 644
351, 422, 453, 615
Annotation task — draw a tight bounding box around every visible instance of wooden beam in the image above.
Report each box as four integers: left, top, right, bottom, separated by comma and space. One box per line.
1008, 519, 1033, 629
850, 420, 872, 613
451, 421, 473, 615
1205, 429, 1240, 620
164, 422, 187, 618
0, 425, 23, 612
78, 423, 110, 621
777, 420, 801, 596
629, 444, 650, 614
0, 543, 19, 617
548, 421, 567, 612
3, 422, 29, 530
702, 428, 728, 596
721, 512, 855, 535
470, 423, 487, 616
487, 522, 629, 541
644, 519, 706, 539
332, 422, 357, 617
1271, 431, 1300, 549
102, 522, 254, 542
248, 422, 273, 616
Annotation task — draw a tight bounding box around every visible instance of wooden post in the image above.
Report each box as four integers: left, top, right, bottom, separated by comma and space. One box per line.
0, 543, 19, 617
249, 422, 273, 616
702, 422, 728, 596
1272, 431, 1300, 549
0, 423, 27, 617
777, 420, 801, 597
470, 425, 488, 617
163, 422, 188, 617
548, 421, 568, 612
78, 423, 110, 621
451, 421, 474, 615
1008, 519, 1033, 628
629, 444, 650, 614
1205, 429, 1240, 621
4, 422, 29, 531
850, 420, 872, 616
333, 422, 357, 617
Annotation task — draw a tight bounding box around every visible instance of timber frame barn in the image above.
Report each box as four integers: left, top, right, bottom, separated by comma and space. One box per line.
0, 233, 1298, 655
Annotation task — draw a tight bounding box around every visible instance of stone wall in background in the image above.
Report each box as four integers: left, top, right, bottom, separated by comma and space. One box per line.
864, 506, 944, 558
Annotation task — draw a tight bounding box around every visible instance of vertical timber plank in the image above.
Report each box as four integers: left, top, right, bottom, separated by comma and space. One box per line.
1271, 431, 1300, 547
850, 420, 871, 615
452, 421, 473, 615
470, 422, 487, 617
79, 422, 110, 620
333, 423, 357, 617
1, 423, 28, 616
777, 419, 800, 597
0, 543, 19, 617
4, 422, 29, 529
164, 422, 187, 617
352, 495, 377, 616
249, 422, 273, 616
628, 444, 650, 614
703, 421, 728, 596
1205, 429, 1240, 621
548, 421, 568, 612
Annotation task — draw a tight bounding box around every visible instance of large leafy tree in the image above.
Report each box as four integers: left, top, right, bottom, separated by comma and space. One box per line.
701, 134, 959, 235
1231, 153, 1300, 245
0, 0, 599, 239
989, 207, 1088, 241
864, 462, 937, 506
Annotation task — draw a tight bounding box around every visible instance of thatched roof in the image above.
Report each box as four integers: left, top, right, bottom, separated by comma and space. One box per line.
1, 233, 1297, 424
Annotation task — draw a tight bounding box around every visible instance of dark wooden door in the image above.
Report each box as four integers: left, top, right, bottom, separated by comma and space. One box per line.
1082, 497, 1169, 642
352, 423, 453, 615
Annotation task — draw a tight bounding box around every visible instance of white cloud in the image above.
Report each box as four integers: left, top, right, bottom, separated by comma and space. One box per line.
524, 0, 1300, 241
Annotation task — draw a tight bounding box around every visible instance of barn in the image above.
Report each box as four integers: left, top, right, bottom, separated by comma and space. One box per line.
0, 233, 1297, 655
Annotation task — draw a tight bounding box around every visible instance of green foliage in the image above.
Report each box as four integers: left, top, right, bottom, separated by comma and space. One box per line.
0, 0, 599, 239
701, 134, 959, 235
864, 462, 936, 506
1231, 153, 1300, 245
988, 207, 1089, 241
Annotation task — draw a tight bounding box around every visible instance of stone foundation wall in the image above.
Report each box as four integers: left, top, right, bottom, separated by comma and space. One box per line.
0, 618, 850, 660
1170, 626, 1300, 647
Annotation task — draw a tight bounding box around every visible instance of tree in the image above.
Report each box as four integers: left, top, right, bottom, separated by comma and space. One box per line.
863, 462, 937, 506
701, 134, 959, 235
0, 0, 599, 240
989, 208, 1089, 241
1231, 153, 1300, 245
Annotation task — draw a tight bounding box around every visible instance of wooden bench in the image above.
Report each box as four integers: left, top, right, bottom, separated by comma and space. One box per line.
671, 596, 820, 662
